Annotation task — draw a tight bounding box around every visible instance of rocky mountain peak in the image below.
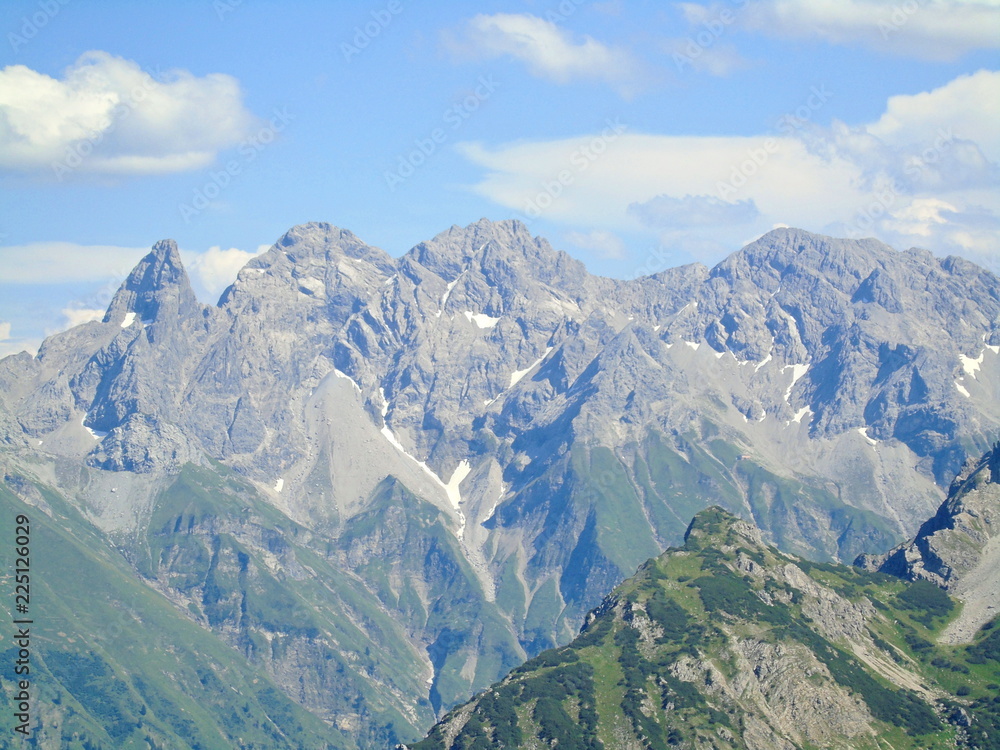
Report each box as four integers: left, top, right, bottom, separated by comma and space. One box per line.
682, 506, 765, 550
405, 218, 588, 290
103, 238, 200, 325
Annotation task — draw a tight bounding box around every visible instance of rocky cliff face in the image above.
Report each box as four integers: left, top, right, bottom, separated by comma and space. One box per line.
413, 508, 1000, 750
858, 443, 1000, 643
1, 220, 998, 746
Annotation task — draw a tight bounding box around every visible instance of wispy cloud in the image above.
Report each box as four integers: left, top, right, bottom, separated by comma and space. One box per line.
443, 13, 645, 95
735, 0, 1000, 60
457, 69, 1000, 269
0, 51, 258, 177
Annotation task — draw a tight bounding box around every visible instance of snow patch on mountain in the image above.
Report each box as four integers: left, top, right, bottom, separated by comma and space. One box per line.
333, 368, 362, 393
782, 364, 809, 402
961, 352, 984, 379
463, 311, 500, 328
509, 347, 552, 388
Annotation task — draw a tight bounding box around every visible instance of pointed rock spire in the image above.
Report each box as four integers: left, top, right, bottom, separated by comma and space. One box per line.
103, 239, 200, 325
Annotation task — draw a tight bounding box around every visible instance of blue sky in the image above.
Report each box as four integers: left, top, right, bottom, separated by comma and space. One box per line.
1, 0, 998, 356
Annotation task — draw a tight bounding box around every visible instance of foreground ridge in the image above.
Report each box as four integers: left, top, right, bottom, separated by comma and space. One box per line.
412, 507, 1000, 749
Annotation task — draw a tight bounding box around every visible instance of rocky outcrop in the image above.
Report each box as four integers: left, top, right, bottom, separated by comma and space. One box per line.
857, 443, 1000, 641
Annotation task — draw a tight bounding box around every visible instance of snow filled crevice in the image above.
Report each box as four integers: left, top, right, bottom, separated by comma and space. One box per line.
120, 312, 136, 328
274, 478, 284, 493
436, 272, 464, 318
509, 347, 553, 389
781, 364, 809, 402
778, 306, 801, 341
754, 353, 772, 372
857, 427, 878, 447
379, 388, 472, 530
956, 381, 971, 398
81, 415, 108, 441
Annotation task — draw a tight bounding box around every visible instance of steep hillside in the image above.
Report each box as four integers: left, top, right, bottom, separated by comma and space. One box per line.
858, 443, 1000, 643
413, 508, 1000, 749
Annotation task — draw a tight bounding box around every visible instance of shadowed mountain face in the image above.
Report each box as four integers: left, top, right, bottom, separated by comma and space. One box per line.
0, 220, 998, 746
413, 507, 1000, 750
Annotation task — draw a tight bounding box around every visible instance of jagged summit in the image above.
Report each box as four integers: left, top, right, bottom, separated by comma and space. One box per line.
103, 238, 200, 324
404, 217, 589, 289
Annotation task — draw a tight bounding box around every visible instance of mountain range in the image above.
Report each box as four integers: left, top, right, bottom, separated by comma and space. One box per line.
1, 219, 998, 747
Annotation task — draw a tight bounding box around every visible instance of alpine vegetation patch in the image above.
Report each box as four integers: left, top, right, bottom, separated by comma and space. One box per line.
179, 107, 294, 223
340, 0, 403, 63
384, 76, 498, 192
7, 0, 71, 53
520, 118, 627, 220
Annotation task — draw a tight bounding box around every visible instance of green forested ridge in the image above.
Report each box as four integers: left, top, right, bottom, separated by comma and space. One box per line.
413, 507, 1000, 750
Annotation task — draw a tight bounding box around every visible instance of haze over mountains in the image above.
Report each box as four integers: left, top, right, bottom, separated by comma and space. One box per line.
1, 219, 998, 747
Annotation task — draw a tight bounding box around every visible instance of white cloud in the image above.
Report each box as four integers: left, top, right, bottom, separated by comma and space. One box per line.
0, 51, 258, 176
59, 307, 106, 328
736, 0, 1000, 60
0, 242, 146, 283
0, 321, 10, 340
458, 132, 865, 233
868, 69, 1000, 162
181, 245, 268, 302
564, 229, 627, 259
444, 13, 644, 94
457, 69, 1000, 269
